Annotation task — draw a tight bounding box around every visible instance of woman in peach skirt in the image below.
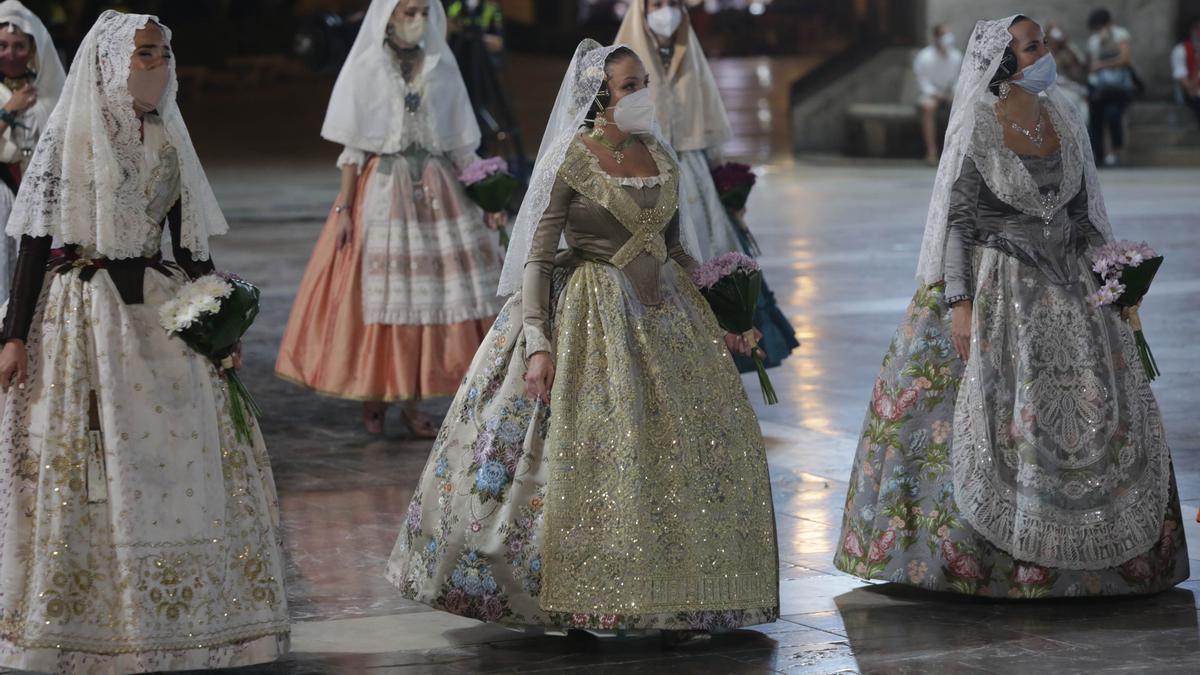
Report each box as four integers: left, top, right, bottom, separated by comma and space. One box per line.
277, 0, 504, 435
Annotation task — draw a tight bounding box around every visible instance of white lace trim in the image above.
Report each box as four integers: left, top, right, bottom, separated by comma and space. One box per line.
614, 174, 666, 188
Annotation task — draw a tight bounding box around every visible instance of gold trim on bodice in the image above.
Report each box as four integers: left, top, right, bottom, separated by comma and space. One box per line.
557, 136, 679, 270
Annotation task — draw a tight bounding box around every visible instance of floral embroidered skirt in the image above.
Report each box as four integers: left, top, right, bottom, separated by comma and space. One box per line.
0, 269, 289, 674
834, 279, 1188, 597
386, 261, 779, 631
276, 153, 502, 402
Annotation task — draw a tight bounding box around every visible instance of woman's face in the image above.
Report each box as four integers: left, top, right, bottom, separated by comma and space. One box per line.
391, 0, 430, 24
605, 55, 649, 109
646, 0, 682, 11
130, 22, 171, 72
0, 26, 33, 77
1009, 20, 1048, 72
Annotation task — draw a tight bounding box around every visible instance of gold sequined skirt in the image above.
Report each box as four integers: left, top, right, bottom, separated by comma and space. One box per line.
387, 261, 779, 631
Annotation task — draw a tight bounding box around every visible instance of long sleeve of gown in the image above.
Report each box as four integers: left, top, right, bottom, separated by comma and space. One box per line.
521, 175, 572, 360
665, 212, 698, 273
168, 201, 216, 280
1, 235, 51, 343
944, 156, 983, 305
1066, 175, 1107, 254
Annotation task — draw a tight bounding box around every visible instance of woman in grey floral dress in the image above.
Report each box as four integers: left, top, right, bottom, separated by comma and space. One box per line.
835, 15, 1187, 598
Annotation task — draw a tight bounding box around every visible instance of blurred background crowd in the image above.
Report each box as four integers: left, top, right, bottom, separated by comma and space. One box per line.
13, 0, 1199, 170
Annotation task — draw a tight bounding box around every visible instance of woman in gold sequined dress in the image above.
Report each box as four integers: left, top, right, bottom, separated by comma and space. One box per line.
385, 40, 779, 635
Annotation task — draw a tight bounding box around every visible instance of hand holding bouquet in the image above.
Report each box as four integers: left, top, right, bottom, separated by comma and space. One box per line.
691, 252, 778, 405
459, 156, 518, 248
160, 273, 263, 442
1088, 240, 1163, 381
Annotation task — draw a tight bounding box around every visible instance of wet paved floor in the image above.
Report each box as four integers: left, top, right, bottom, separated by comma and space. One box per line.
153, 156, 1200, 674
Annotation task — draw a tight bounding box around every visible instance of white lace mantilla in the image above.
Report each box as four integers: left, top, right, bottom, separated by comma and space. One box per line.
7, 11, 227, 261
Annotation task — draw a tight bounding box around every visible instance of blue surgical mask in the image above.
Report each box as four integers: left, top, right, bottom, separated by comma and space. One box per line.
1013, 52, 1057, 94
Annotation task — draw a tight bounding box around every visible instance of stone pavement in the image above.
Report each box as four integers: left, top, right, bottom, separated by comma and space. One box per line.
155, 159, 1199, 674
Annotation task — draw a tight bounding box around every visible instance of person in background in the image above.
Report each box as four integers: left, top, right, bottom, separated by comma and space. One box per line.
1046, 20, 1089, 123
913, 22, 962, 165
447, 0, 502, 56
1170, 15, 1200, 126
1086, 8, 1134, 167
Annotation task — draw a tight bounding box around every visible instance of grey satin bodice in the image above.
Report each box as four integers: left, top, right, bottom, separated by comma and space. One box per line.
943, 150, 1106, 304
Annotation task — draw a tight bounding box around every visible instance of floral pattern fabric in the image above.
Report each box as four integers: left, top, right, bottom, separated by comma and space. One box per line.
835, 283, 1188, 597
387, 263, 779, 630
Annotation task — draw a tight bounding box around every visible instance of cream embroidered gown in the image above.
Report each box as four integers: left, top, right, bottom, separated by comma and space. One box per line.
0, 117, 289, 673
386, 136, 779, 631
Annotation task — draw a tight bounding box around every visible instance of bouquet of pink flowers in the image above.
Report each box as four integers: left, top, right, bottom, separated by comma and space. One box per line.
1088, 240, 1163, 381
459, 156, 517, 248
691, 252, 777, 405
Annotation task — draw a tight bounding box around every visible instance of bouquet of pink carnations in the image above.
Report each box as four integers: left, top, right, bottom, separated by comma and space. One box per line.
691, 252, 777, 405
1088, 240, 1163, 381
459, 156, 517, 248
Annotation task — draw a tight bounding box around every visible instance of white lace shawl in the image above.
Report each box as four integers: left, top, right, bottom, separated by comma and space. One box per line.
0, 0, 66, 136
496, 39, 700, 296
915, 15, 1113, 286
321, 0, 479, 158
6, 10, 227, 262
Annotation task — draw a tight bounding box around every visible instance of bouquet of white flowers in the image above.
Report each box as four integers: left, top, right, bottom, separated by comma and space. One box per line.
160, 273, 262, 442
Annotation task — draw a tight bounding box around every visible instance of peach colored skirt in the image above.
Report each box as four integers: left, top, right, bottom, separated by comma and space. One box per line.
277, 158, 498, 402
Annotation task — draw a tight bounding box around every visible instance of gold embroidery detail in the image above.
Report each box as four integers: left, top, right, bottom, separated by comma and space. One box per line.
557, 137, 678, 270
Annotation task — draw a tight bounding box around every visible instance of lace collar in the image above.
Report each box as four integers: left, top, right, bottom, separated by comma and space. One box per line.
970, 101, 1083, 224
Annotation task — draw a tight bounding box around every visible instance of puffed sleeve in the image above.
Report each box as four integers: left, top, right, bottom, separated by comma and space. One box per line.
943, 156, 983, 304
1066, 173, 1107, 253
1, 235, 51, 343
520, 175, 573, 359
336, 146, 368, 173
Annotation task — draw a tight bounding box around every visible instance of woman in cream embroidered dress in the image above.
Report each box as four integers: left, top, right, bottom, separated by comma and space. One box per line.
277, 0, 504, 436
0, 12, 288, 673
385, 41, 779, 634
615, 0, 798, 373
0, 0, 65, 306
835, 16, 1187, 598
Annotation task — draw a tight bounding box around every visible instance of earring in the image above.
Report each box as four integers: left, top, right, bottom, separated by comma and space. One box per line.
590, 113, 608, 139
998, 81, 1011, 100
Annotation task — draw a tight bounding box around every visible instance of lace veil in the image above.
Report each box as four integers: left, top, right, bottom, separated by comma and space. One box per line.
6, 11, 227, 261
497, 39, 700, 296
915, 15, 1113, 286
0, 0, 67, 132
321, 0, 479, 156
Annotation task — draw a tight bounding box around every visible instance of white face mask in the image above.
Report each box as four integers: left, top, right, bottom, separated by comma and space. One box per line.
612, 87, 656, 134
128, 66, 169, 114
939, 32, 956, 49
390, 15, 426, 46
646, 6, 683, 38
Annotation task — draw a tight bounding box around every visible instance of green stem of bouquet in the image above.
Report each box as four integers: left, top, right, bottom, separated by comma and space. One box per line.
1134, 330, 1160, 382
753, 353, 778, 405
225, 371, 263, 444
499, 225, 510, 250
